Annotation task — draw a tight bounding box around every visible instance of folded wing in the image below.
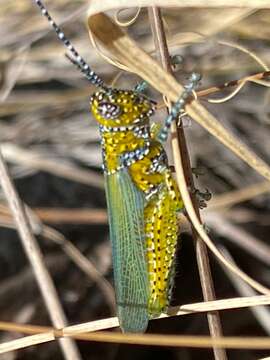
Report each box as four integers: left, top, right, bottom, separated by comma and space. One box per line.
105, 169, 149, 332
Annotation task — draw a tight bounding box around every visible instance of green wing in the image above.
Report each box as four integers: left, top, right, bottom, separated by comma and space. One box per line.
105, 169, 149, 332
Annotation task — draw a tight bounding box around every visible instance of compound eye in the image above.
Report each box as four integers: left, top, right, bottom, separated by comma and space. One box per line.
97, 102, 122, 119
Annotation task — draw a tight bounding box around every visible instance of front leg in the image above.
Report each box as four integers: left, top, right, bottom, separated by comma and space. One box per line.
127, 141, 166, 194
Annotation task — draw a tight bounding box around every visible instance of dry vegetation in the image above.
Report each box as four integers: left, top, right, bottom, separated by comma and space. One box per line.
0, 1, 270, 360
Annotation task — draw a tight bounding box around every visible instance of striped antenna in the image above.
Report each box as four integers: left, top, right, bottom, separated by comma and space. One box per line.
34, 0, 107, 89
158, 72, 201, 143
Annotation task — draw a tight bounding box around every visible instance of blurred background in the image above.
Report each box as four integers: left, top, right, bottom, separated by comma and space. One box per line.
0, 1, 270, 359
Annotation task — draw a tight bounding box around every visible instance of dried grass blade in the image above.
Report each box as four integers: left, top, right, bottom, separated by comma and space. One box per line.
87, 13, 270, 183
87, 0, 270, 14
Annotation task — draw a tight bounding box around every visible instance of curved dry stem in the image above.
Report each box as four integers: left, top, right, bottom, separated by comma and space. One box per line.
207, 81, 246, 104
114, 7, 141, 27
169, 33, 270, 103
171, 122, 270, 295
218, 40, 269, 71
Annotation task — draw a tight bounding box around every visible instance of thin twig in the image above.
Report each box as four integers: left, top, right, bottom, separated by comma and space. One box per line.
2, 301, 270, 354
197, 70, 270, 98
0, 146, 82, 360
2, 294, 270, 330
0, 204, 108, 224
35, 207, 107, 224
157, 70, 270, 109
147, 7, 227, 360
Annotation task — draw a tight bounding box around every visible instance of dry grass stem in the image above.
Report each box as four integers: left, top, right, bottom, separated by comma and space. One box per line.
0, 204, 108, 224
187, 71, 270, 100
87, 0, 270, 14
35, 208, 107, 224
148, 7, 226, 360
0, 294, 270, 353
2, 333, 270, 353
0, 332, 55, 355
0, 148, 82, 360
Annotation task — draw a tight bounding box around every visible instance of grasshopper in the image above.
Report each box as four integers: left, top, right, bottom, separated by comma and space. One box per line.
34, 0, 199, 332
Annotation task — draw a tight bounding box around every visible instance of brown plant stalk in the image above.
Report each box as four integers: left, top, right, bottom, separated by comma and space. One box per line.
147, 7, 227, 360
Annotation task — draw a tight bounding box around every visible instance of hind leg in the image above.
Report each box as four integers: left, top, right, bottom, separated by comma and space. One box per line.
144, 185, 180, 316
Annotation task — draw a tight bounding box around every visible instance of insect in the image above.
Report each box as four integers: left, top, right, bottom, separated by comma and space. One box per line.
34, 0, 200, 333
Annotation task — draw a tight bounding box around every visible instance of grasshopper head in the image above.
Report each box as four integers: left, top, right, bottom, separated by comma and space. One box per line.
90, 89, 155, 127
